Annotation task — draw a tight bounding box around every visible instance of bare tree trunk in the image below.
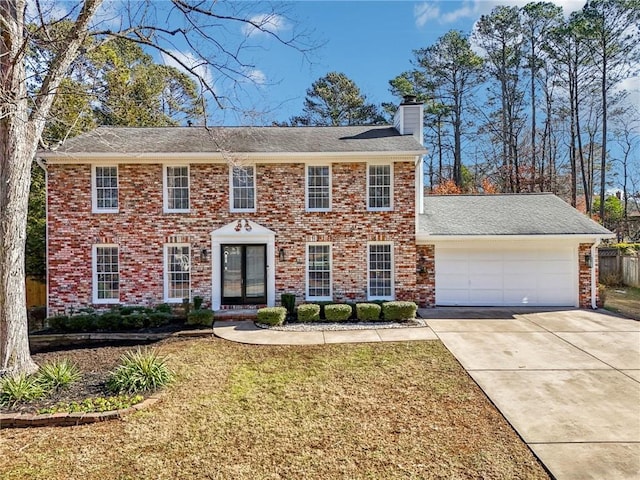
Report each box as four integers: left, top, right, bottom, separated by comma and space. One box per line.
0, 0, 38, 375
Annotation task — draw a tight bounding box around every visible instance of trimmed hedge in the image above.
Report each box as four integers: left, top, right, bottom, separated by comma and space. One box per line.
297, 304, 321, 323
45, 305, 178, 333
324, 304, 352, 322
187, 309, 214, 327
381, 301, 418, 321
356, 303, 381, 321
257, 307, 287, 326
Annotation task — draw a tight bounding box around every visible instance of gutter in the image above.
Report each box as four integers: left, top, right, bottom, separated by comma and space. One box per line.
591, 239, 601, 309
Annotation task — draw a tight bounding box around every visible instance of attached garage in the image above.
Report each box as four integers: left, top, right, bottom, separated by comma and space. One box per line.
434, 243, 576, 307
417, 194, 613, 309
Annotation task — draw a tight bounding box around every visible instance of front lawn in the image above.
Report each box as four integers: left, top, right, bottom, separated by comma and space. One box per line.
0, 338, 549, 479
604, 286, 640, 320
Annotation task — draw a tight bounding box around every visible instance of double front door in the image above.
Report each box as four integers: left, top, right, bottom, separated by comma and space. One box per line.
221, 244, 267, 305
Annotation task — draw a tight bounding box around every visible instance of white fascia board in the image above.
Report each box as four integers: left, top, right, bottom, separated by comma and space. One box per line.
39, 150, 426, 164
416, 233, 615, 245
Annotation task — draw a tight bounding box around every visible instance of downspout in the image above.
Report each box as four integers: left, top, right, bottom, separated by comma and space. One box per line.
35, 157, 48, 318
591, 239, 601, 309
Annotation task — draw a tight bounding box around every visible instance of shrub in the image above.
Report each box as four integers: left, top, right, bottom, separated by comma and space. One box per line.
107, 348, 174, 394
356, 303, 381, 321
187, 309, 214, 327
154, 303, 172, 314
46, 315, 69, 331
600, 272, 623, 287
281, 293, 296, 319
0, 373, 46, 407
193, 296, 204, 310
256, 307, 287, 326
346, 302, 357, 319
94, 312, 123, 330
121, 313, 145, 330
297, 303, 320, 323
324, 304, 353, 322
148, 311, 173, 328
37, 359, 81, 391
382, 301, 418, 321
67, 314, 95, 332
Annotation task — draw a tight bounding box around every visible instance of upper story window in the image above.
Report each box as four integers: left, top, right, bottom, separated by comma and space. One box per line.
306, 243, 332, 301
164, 165, 190, 212
368, 242, 394, 301
164, 244, 191, 302
306, 165, 331, 211
92, 166, 119, 213
230, 166, 256, 212
367, 164, 393, 211
93, 244, 119, 304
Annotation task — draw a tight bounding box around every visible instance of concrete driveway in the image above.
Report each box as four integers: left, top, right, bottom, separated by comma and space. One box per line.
420, 308, 640, 480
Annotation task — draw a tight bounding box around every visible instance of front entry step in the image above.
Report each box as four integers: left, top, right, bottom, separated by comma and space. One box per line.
214, 309, 260, 322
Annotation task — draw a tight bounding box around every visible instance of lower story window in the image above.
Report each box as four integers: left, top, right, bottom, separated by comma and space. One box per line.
93, 245, 119, 303
368, 243, 393, 300
307, 243, 332, 300
165, 244, 191, 302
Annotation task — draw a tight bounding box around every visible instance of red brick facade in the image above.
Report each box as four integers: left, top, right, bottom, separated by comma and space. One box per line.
415, 244, 435, 307
47, 160, 417, 314
578, 242, 599, 309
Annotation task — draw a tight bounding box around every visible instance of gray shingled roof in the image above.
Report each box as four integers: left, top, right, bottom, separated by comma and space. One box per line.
419, 194, 612, 236
44, 125, 425, 155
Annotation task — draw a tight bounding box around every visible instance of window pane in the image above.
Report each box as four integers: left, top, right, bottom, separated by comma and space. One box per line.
95, 166, 118, 210
95, 246, 119, 300
232, 166, 255, 210
369, 244, 392, 298
167, 245, 190, 300
368, 165, 391, 209
307, 166, 330, 210
308, 244, 331, 298
166, 166, 189, 210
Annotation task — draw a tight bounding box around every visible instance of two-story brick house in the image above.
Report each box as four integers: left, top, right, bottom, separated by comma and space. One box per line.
39, 96, 612, 315
40, 99, 426, 314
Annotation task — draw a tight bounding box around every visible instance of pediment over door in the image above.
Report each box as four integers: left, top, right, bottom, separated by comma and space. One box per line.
210, 219, 276, 238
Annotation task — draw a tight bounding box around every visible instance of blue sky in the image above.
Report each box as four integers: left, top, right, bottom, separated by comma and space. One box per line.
208, 0, 596, 124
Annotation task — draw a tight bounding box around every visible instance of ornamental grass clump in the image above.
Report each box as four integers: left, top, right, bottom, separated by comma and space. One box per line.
0, 373, 46, 407
107, 348, 174, 395
37, 359, 82, 391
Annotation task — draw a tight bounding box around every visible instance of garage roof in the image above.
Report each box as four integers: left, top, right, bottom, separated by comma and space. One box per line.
419, 194, 612, 237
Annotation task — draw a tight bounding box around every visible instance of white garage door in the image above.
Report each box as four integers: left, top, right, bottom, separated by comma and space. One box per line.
435, 245, 577, 307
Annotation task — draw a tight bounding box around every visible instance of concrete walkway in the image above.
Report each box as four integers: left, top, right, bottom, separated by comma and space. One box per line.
213, 309, 640, 480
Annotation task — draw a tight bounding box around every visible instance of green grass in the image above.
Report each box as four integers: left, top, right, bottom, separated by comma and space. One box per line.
0, 338, 549, 480
604, 286, 640, 320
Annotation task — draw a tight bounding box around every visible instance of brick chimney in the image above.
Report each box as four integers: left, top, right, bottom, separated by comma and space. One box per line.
393, 95, 424, 146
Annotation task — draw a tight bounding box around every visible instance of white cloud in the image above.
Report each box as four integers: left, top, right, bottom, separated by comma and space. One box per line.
414, 0, 586, 26
241, 13, 288, 37
246, 69, 266, 85
414, 3, 441, 27
161, 50, 214, 91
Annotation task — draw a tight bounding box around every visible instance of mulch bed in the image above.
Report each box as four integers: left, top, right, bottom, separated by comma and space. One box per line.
1, 340, 181, 415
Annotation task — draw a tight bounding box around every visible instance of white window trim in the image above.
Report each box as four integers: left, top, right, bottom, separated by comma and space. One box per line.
91, 165, 119, 214
92, 244, 120, 304
366, 162, 394, 211
367, 241, 395, 301
306, 242, 333, 301
164, 243, 191, 303
229, 165, 257, 213
305, 164, 332, 212
163, 165, 190, 213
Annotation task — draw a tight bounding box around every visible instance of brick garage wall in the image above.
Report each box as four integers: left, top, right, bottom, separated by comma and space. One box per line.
578, 242, 598, 309
47, 161, 416, 314
415, 244, 435, 307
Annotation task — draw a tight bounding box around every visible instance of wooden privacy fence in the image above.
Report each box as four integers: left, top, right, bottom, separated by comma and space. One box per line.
26, 277, 46, 308
599, 248, 640, 288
